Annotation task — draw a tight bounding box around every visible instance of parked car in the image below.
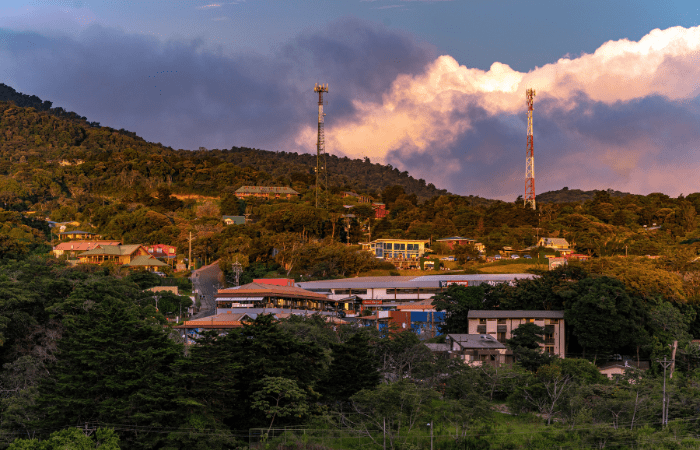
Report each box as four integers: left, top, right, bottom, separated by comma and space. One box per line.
510, 254, 520, 259
440, 256, 455, 261
493, 255, 502, 260
523, 255, 532, 259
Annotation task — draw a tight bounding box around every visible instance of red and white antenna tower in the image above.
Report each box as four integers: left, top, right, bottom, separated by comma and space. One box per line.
524, 88, 536, 210
314, 83, 328, 209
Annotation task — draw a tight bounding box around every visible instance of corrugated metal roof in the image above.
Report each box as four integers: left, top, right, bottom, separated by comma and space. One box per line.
414, 274, 534, 282
128, 255, 168, 266
467, 310, 565, 319
298, 274, 536, 290
448, 334, 507, 349
218, 282, 328, 300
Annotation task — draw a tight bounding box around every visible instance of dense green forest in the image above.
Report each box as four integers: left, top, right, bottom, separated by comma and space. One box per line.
0, 257, 699, 449
0, 85, 700, 448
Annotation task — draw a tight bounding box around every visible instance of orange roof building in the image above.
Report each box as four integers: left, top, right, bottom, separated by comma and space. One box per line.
216, 281, 357, 313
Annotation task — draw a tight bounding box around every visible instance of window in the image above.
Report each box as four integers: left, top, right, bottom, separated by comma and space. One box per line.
350, 289, 367, 295
525, 318, 535, 323
407, 244, 418, 251
545, 346, 555, 355
334, 289, 350, 295
497, 318, 506, 324
546, 319, 559, 325
479, 318, 486, 324
497, 332, 506, 343
487, 318, 496, 322
476, 325, 486, 334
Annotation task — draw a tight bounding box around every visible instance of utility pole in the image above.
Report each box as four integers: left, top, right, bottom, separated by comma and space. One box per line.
657, 356, 673, 427
188, 231, 192, 271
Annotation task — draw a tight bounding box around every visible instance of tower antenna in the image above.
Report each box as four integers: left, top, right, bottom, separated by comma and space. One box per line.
314, 83, 329, 209
525, 88, 536, 210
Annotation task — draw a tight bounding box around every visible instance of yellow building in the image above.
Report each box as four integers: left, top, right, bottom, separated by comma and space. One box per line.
363, 239, 430, 261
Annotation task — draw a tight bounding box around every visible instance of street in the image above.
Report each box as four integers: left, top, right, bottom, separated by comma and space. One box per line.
190, 260, 222, 319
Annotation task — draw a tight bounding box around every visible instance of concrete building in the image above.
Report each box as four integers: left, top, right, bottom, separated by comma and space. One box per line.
467, 310, 565, 358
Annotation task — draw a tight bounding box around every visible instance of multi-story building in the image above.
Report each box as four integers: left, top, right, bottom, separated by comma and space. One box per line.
467, 310, 565, 358
362, 238, 430, 263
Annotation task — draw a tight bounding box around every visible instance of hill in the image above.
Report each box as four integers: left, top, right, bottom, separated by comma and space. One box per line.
536, 187, 631, 204
0, 84, 449, 201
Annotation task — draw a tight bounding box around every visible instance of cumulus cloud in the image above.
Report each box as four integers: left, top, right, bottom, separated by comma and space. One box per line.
0, 19, 699, 198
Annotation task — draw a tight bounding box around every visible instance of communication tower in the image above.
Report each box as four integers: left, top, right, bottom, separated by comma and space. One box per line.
314, 83, 329, 209
525, 88, 536, 210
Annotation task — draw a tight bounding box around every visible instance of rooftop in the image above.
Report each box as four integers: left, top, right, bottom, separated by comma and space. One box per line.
448, 334, 508, 349
467, 310, 565, 319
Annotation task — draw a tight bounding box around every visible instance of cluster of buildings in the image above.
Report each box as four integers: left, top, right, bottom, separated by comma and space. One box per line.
51, 230, 175, 272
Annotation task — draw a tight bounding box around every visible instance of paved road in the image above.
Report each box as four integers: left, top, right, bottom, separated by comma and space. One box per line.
191, 260, 222, 319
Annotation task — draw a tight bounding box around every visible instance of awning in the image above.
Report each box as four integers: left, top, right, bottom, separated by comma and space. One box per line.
217, 297, 264, 302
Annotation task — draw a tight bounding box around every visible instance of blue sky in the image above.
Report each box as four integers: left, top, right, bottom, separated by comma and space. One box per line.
1, 0, 699, 198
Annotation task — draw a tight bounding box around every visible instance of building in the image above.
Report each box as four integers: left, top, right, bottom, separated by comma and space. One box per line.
222, 215, 246, 225
341, 191, 372, 203
146, 244, 177, 260
57, 230, 100, 241
435, 236, 485, 253
467, 310, 565, 358
78, 244, 169, 271
446, 334, 511, 367
215, 281, 354, 313
174, 312, 251, 344
52, 240, 120, 258
362, 239, 430, 266
234, 186, 299, 200
537, 237, 572, 255
373, 203, 389, 219
299, 274, 535, 314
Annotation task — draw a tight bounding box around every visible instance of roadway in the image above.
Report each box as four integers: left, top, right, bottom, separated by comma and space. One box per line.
190, 260, 222, 319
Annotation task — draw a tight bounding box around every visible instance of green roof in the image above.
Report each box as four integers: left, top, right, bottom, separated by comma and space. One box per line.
127, 255, 168, 267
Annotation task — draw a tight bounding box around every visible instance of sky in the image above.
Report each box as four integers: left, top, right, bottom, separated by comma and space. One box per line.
0, 0, 699, 200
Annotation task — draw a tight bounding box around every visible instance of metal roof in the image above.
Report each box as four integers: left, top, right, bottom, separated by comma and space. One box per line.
235, 186, 299, 195
448, 334, 507, 349
298, 274, 536, 290
467, 310, 565, 319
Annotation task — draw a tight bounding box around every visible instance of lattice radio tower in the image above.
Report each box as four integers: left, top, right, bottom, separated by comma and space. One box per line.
525, 88, 536, 210
314, 83, 329, 209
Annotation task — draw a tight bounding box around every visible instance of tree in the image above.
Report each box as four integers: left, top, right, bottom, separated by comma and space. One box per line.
320, 332, 380, 401
432, 285, 487, 334
564, 277, 643, 361
8, 427, 120, 450
37, 288, 184, 449
251, 377, 309, 433
506, 322, 552, 371
454, 243, 480, 264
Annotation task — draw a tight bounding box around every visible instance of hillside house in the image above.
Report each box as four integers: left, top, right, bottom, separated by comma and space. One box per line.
373, 203, 389, 219
78, 244, 168, 271
362, 239, 430, 268
234, 186, 299, 200
222, 215, 246, 225
436, 236, 485, 253
341, 191, 372, 203
147, 244, 177, 260
57, 230, 100, 241
467, 310, 565, 358
53, 241, 120, 258
446, 334, 511, 367
538, 237, 572, 255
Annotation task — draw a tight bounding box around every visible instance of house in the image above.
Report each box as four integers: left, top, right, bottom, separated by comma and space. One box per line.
341, 191, 372, 203
222, 215, 246, 225
537, 237, 572, 255
52, 240, 120, 258
358, 309, 445, 336
147, 244, 177, 260
446, 334, 512, 367
77, 244, 169, 271
435, 236, 485, 253
373, 203, 389, 219
57, 230, 100, 241
363, 239, 430, 262
234, 186, 299, 200
467, 310, 565, 358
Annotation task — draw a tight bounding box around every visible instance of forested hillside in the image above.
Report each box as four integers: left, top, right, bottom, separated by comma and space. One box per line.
0, 83, 451, 201
537, 187, 631, 204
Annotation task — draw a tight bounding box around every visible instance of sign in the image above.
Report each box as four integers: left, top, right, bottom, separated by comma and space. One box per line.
362, 300, 382, 305
549, 257, 567, 270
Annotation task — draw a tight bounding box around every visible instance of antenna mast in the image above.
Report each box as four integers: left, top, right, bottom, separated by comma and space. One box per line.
525, 88, 536, 210
314, 83, 329, 209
